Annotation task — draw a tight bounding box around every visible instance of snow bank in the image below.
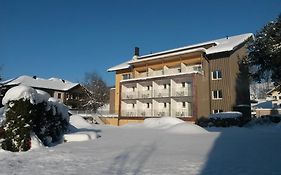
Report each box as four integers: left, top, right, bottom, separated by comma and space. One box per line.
144, 117, 185, 129
65, 115, 99, 142
167, 122, 208, 134
69, 114, 94, 129
125, 117, 208, 134
30, 132, 44, 150
209, 111, 242, 119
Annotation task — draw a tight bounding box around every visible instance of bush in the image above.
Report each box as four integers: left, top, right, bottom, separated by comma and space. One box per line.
196, 112, 248, 128
1, 98, 69, 152
1, 99, 34, 152
32, 101, 69, 146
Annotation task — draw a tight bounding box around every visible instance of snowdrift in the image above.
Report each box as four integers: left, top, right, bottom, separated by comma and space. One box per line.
64, 115, 99, 142
125, 117, 208, 134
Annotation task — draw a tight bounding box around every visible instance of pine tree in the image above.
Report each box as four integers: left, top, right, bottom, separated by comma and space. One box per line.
248, 14, 281, 85
1, 99, 35, 152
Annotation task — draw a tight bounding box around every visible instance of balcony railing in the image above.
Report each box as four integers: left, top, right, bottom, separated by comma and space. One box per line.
174, 110, 191, 117
154, 110, 170, 117
138, 110, 152, 117
122, 92, 137, 99
121, 110, 137, 117
132, 64, 202, 79
173, 89, 192, 97
154, 89, 170, 97
139, 90, 153, 98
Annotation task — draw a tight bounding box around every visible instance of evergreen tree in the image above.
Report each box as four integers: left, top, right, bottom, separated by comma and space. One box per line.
1, 99, 35, 152
248, 14, 281, 85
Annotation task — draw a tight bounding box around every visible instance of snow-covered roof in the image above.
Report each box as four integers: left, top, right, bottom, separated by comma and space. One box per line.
206, 33, 253, 54
128, 48, 207, 64
107, 61, 131, 72
108, 33, 253, 71
3, 75, 79, 91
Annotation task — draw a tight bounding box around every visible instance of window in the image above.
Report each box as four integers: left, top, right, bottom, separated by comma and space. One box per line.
273, 96, 277, 100
147, 103, 150, 108
182, 82, 185, 88
213, 109, 223, 114
212, 70, 222, 80
178, 68, 182, 73
132, 87, 135, 92
164, 84, 167, 89
58, 93, 61, 99
132, 104, 135, 108
279, 96, 281, 100
122, 74, 131, 80
147, 86, 150, 91
164, 103, 167, 108
182, 102, 186, 108
212, 90, 222, 99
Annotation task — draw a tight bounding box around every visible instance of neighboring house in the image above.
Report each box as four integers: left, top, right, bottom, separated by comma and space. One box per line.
266, 85, 281, 107
0, 75, 88, 109
108, 33, 253, 125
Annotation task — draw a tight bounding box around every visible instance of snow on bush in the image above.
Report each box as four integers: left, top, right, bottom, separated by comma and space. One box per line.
197, 111, 246, 128
209, 112, 242, 119
0, 107, 4, 125
2, 85, 43, 105
1, 85, 70, 152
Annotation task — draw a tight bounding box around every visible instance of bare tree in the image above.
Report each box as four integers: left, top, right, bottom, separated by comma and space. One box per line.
81, 72, 109, 112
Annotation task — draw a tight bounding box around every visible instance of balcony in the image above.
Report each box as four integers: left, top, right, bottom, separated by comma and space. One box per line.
139, 90, 153, 98
131, 64, 202, 80
174, 110, 191, 117
154, 110, 170, 117
173, 89, 192, 97
138, 110, 152, 117
154, 89, 170, 98
122, 92, 137, 99
122, 110, 137, 117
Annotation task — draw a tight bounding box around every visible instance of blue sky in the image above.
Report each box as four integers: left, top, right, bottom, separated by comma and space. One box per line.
0, 0, 280, 86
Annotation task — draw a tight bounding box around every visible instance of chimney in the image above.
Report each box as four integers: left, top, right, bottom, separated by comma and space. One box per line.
134, 47, 139, 56
132, 47, 140, 60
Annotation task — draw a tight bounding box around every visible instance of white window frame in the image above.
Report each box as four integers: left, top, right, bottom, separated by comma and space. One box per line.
212, 70, 222, 80
212, 109, 223, 114
212, 90, 222, 99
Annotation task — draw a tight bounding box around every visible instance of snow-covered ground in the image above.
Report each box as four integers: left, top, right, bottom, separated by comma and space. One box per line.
1, 116, 281, 175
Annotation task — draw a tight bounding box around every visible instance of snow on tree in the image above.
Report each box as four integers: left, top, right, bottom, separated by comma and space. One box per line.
81, 72, 109, 112
248, 14, 281, 86
0, 85, 69, 152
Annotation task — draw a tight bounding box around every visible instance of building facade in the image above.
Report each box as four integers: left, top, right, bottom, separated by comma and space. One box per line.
267, 85, 281, 107
108, 33, 253, 125
0, 75, 88, 109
